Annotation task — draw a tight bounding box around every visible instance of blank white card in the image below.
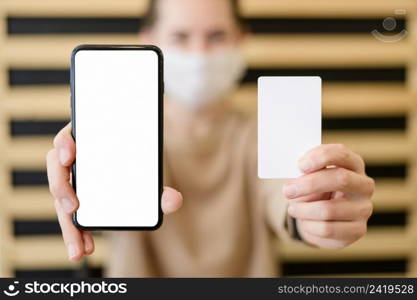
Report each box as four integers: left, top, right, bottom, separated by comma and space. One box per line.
258, 76, 322, 178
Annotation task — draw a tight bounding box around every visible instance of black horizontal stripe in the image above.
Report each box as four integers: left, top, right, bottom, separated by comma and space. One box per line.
14, 220, 60, 235
10, 116, 406, 138
8, 17, 141, 34
15, 268, 96, 278
9, 69, 69, 86
12, 210, 404, 237
13, 220, 104, 236
365, 164, 406, 178
323, 116, 406, 130
11, 164, 406, 189
243, 68, 406, 83
367, 211, 406, 227
11, 120, 68, 136
282, 259, 406, 276
9, 67, 406, 86
247, 18, 406, 34
12, 170, 48, 186
7, 17, 406, 35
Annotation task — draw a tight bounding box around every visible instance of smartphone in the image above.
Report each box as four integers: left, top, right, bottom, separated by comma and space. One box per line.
70, 45, 163, 230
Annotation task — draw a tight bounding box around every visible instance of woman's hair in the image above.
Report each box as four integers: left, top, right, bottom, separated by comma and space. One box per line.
141, 0, 245, 29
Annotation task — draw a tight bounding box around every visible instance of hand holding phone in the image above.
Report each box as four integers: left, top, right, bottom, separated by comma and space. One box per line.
46, 45, 183, 260
47, 124, 182, 260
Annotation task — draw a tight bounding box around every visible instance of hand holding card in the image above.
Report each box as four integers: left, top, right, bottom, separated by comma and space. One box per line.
258, 76, 322, 179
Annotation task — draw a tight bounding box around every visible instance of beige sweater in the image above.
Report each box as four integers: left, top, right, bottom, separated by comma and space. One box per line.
105, 108, 297, 277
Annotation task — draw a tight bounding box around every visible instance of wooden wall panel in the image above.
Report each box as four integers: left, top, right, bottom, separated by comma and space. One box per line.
0, 0, 415, 278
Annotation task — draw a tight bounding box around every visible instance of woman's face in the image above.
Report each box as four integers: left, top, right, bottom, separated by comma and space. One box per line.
143, 0, 244, 54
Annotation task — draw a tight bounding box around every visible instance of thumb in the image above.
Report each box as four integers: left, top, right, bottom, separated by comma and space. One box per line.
53, 123, 76, 166
161, 186, 183, 214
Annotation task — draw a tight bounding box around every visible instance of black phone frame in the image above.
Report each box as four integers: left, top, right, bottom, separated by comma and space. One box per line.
70, 44, 164, 230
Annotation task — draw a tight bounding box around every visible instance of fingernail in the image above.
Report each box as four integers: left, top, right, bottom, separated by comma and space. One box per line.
61, 198, 75, 213
298, 158, 312, 172
84, 242, 92, 254
283, 184, 298, 198
287, 206, 295, 215
59, 149, 71, 165
67, 243, 77, 260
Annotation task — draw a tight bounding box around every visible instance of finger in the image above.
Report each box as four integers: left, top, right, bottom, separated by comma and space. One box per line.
53, 123, 75, 166
287, 192, 331, 202
288, 198, 373, 221
282, 180, 331, 202
298, 144, 365, 174
296, 229, 355, 249
161, 187, 183, 214
55, 199, 85, 261
46, 149, 79, 213
82, 231, 95, 255
283, 167, 375, 200
297, 219, 367, 241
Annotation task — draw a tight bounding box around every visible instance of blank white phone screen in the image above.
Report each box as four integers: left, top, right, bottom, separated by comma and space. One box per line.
74, 49, 160, 228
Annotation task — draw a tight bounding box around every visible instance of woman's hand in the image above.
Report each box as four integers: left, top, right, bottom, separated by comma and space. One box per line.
46, 123, 183, 261
283, 144, 374, 249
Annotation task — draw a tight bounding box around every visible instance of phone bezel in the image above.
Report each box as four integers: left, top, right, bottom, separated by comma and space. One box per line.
70, 44, 164, 230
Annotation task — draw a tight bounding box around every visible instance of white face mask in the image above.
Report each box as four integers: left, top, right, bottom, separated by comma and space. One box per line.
163, 48, 247, 110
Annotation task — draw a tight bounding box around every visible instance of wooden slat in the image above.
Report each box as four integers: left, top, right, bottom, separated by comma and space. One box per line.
6, 86, 70, 119
4, 0, 415, 18
7, 130, 407, 169
8, 137, 52, 168
323, 131, 408, 164
8, 187, 54, 219
14, 235, 105, 269
372, 179, 411, 211
240, 0, 416, 18
244, 35, 407, 68
7, 179, 411, 220
4, 0, 148, 17
5, 34, 408, 68
280, 227, 410, 262
231, 83, 410, 116
6, 35, 137, 68
6, 83, 410, 119
14, 228, 409, 269
322, 83, 410, 117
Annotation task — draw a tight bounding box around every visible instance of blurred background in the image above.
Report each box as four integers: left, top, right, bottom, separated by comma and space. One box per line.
0, 0, 417, 277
